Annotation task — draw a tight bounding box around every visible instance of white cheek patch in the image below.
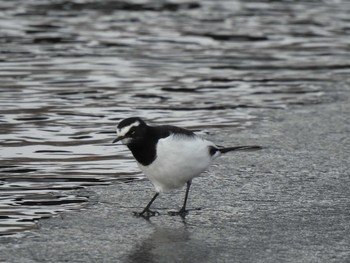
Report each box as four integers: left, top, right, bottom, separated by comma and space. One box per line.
121, 137, 132, 144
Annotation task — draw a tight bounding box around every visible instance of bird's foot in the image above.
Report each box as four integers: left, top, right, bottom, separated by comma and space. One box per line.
133, 209, 159, 219
168, 208, 189, 218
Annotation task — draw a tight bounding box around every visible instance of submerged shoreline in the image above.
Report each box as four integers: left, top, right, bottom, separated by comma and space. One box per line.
1, 93, 349, 262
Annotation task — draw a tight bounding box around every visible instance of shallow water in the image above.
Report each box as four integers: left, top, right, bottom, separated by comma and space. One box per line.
1, 0, 349, 236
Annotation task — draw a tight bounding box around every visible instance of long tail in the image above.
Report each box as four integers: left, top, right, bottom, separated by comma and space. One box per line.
219, 145, 262, 154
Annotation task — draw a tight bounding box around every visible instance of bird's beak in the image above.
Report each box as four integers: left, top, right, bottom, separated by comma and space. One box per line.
112, 136, 124, 144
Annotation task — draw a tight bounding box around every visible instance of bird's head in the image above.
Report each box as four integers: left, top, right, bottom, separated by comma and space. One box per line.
113, 117, 147, 145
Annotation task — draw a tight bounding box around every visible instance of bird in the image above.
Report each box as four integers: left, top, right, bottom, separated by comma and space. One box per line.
113, 117, 261, 218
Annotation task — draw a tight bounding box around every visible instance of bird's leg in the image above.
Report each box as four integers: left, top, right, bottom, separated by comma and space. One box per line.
169, 180, 192, 218
134, 192, 160, 219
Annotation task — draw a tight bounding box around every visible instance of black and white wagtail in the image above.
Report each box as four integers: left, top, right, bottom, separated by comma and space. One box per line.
113, 117, 261, 218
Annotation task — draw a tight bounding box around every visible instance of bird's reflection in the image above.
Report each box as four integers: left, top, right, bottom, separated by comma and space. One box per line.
126, 223, 209, 263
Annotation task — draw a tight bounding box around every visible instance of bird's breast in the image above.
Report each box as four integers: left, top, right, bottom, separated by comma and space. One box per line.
137, 134, 216, 192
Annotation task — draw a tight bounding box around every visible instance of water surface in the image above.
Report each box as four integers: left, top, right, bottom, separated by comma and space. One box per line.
1, 0, 349, 235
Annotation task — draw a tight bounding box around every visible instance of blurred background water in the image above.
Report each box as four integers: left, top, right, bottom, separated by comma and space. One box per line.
0, 0, 349, 236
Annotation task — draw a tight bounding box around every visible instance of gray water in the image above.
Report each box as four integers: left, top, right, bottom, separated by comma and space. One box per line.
1, 0, 349, 236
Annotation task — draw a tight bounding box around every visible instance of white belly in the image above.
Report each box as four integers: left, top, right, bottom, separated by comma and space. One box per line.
137, 134, 218, 192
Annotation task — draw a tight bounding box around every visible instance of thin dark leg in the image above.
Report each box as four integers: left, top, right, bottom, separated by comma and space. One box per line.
134, 193, 160, 218
180, 180, 192, 213
169, 180, 192, 218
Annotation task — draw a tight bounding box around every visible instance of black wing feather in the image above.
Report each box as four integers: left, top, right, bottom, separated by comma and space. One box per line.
154, 125, 196, 138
